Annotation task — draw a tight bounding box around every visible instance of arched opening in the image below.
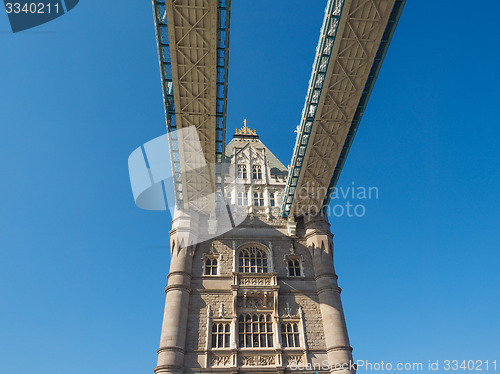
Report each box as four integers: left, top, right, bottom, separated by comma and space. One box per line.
238, 245, 268, 273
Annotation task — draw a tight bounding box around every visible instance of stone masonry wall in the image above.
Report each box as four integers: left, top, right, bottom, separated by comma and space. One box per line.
186, 291, 233, 352
186, 234, 328, 352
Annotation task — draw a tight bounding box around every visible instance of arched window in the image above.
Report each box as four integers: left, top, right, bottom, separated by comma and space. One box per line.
238, 313, 273, 348
205, 258, 218, 276
238, 164, 247, 179
270, 193, 275, 207
288, 259, 301, 277
252, 165, 262, 180
211, 322, 230, 348
253, 192, 264, 206
281, 322, 300, 348
239, 246, 268, 273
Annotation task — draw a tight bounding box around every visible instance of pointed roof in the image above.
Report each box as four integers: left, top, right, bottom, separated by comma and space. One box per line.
226, 120, 288, 177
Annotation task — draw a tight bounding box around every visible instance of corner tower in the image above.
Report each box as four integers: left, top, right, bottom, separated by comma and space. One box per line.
155, 122, 355, 374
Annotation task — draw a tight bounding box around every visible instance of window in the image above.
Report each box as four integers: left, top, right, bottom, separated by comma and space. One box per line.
270, 193, 275, 207
253, 192, 264, 206
238, 313, 273, 348
288, 259, 301, 277
252, 165, 262, 180
212, 322, 230, 348
281, 323, 300, 348
238, 164, 247, 179
239, 247, 268, 273
237, 192, 248, 206
205, 258, 218, 276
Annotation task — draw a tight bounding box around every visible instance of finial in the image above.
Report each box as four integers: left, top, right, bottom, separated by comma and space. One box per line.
235, 119, 257, 136
218, 303, 225, 318
285, 302, 292, 317
209, 241, 216, 254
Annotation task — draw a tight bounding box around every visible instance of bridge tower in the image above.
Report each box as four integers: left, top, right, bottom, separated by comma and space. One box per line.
128, 0, 406, 373
154, 124, 354, 374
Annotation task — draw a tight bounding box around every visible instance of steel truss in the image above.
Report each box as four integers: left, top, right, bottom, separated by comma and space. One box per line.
152, 0, 231, 214
281, 0, 405, 218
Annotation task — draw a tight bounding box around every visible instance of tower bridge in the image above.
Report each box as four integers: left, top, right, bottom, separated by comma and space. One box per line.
128, 0, 405, 373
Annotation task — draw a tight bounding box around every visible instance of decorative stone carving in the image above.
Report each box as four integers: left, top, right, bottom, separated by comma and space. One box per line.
239, 276, 271, 286
207, 241, 222, 259
210, 355, 231, 367
285, 302, 292, 317
237, 296, 272, 309
218, 303, 225, 318
286, 354, 303, 365
239, 355, 275, 366
298, 305, 304, 318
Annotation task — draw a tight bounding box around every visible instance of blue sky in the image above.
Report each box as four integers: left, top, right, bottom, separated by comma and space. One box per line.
1, 1, 499, 373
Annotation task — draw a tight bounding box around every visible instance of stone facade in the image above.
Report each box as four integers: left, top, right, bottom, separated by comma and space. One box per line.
154, 126, 355, 374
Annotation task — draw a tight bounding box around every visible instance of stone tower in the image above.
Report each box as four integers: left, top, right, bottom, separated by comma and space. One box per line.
154, 123, 355, 374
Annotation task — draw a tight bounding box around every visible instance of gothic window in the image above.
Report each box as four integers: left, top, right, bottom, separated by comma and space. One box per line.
238, 313, 273, 348
281, 322, 300, 348
205, 257, 218, 276
211, 322, 230, 348
253, 192, 264, 206
252, 165, 262, 180
239, 246, 268, 273
288, 259, 301, 277
270, 192, 275, 207
237, 192, 248, 206
238, 164, 247, 179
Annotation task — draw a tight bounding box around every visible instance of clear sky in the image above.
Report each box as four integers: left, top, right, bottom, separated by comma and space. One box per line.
1, 1, 499, 374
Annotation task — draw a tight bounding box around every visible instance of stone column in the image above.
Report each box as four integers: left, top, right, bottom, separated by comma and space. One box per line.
155, 209, 199, 374
264, 187, 270, 206
304, 215, 355, 374
231, 288, 238, 349
247, 186, 253, 208
229, 186, 234, 205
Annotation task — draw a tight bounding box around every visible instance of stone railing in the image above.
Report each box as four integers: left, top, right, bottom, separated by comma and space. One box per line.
233, 273, 277, 287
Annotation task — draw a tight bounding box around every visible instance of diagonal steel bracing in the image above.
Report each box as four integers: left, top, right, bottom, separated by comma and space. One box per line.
281, 0, 405, 218
152, 0, 230, 214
